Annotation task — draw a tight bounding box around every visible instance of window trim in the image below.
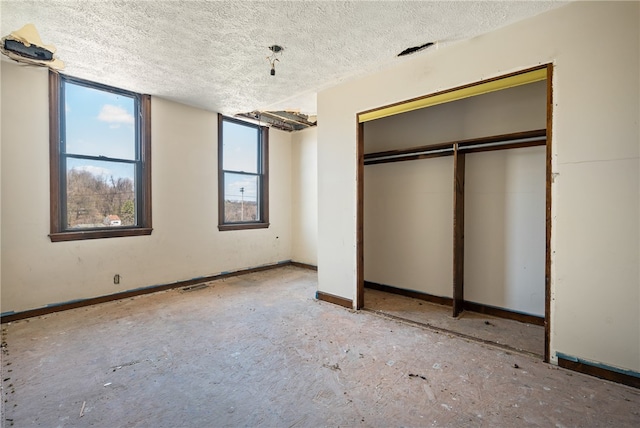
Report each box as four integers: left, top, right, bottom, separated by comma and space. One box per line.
48, 71, 152, 242
217, 114, 269, 231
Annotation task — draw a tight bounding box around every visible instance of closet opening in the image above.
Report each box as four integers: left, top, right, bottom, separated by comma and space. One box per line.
356, 65, 553, 361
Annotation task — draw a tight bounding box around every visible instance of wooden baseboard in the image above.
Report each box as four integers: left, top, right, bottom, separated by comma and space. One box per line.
316, 291, 353, 309
1, 261, 295, 324
557, 354, 640, 389
365, 281, 453, 306
290, 261, 318, 271
462, 301, 544, 326
365, 280, 544, 326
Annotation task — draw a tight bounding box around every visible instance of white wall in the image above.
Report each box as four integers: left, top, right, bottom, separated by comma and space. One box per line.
464, 147, 546, 316
318, 1, 639, 372
291, 127, 318, 265
365, 81, 547, 153
317, 102, 358, 298
364, 157, 453, 297
0, 60, 293, 313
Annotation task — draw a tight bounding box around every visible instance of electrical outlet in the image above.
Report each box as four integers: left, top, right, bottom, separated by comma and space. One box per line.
114, 274, 120, 285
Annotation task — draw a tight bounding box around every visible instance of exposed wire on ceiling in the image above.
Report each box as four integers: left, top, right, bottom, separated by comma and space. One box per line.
267, 45, 283, 76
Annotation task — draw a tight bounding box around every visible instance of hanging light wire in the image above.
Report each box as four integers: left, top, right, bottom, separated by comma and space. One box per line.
267, 45, 283, 76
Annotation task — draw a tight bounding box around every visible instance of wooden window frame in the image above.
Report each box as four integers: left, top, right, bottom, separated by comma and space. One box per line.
217, 114, 269, 231
48, 71, 152, 242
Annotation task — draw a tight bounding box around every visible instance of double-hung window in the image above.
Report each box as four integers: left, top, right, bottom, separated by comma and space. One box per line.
218, 114, 269, 230
49, 72, 152, 241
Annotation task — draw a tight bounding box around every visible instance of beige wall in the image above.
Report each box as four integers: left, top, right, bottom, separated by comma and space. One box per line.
364, 157, 453, 297
364, 80, 547, 153
291, 127, 318, 266
318, 1, 639, 372
0, 61, 2, 302
465, 147, 546, 316
0, 61, 294, 313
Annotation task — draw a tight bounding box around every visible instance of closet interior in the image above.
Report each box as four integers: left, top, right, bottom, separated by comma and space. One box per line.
359, 69, 551, 358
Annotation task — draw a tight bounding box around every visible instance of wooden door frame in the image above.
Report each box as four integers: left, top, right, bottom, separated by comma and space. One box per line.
544, 63, 553, 363
356, 120, 365, 310
356, 64, 553, 363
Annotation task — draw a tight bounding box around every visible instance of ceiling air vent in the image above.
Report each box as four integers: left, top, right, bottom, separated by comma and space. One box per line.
397, 42, 434, 57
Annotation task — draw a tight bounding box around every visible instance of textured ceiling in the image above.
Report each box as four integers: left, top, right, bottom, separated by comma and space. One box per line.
1, 1, 567, 116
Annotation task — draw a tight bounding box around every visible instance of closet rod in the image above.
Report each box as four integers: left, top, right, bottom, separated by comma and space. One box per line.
364, 129, 546, 165
365, 147, 453, 165
459, 135, 545, 154
364, 141, 454, 160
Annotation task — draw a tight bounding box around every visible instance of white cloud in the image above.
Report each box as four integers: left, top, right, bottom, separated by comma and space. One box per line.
97, 104, 134, 125
72, 165, 111, 177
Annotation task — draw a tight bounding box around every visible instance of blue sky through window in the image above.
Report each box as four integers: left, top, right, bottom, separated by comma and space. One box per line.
65, 85, 262, 204
224, 173, 258, 203
223, 121, 259, 202
65, 82, 136, 181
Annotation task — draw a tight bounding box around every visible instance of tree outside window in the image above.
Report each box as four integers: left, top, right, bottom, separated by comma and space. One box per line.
49, 72, 151, 241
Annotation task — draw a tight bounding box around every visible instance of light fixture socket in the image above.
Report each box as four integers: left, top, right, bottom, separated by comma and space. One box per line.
267, 45, 283, 76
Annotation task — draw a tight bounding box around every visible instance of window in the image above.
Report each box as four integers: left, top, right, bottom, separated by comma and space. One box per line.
49, 72, 152, 242
218, 114, 269, 230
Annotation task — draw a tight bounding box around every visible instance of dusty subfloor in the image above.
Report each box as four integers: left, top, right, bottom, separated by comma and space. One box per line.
1, 266, 639, 427
364, 289, 544, 357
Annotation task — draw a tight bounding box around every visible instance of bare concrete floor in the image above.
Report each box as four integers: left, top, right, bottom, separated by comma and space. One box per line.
2, 266, 639, 427
364, 289, 544, 357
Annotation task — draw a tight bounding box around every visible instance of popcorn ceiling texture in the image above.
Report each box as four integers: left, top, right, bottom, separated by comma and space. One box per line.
0, 1, 565, 115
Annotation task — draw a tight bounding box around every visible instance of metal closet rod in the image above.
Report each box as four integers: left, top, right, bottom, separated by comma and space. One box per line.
364, 129, 546, 165
365, 147, 453, 163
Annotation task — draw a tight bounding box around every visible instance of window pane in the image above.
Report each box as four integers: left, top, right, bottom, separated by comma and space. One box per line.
66, 158, 136, 229
222, 121, 258, 173
64, 82, 136, 160
224, 173, 259, 222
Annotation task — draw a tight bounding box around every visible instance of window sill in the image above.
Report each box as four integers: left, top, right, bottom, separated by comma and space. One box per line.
49, 227, 153, 242
218, 222, 270, 231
